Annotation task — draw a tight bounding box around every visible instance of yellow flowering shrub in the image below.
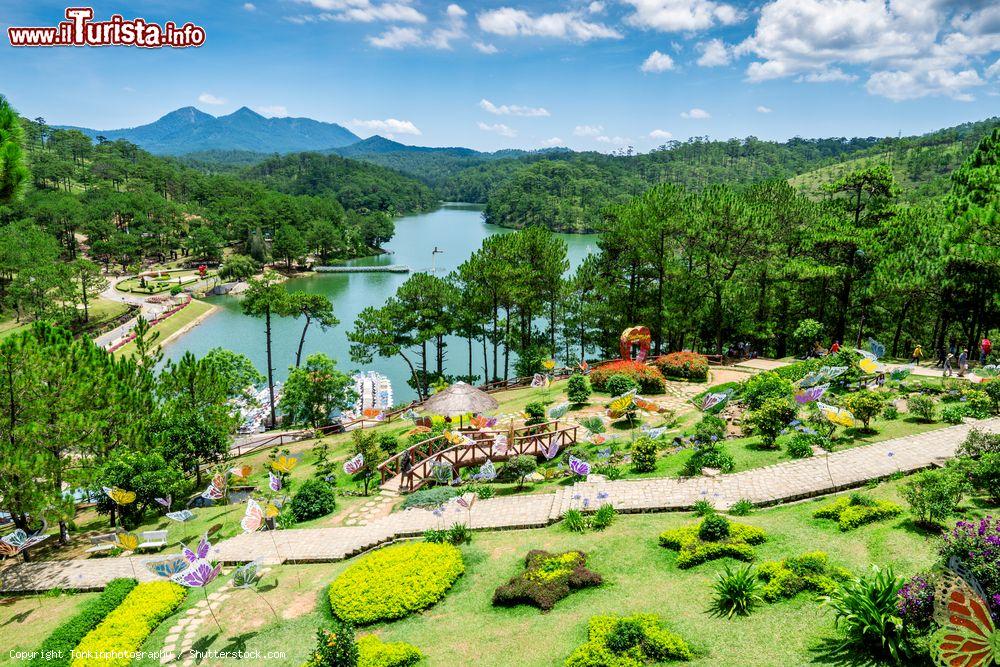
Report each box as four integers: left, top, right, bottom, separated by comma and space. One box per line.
70, 581, 186, 667
357, 635, 422, 667
328, 542, 464, 624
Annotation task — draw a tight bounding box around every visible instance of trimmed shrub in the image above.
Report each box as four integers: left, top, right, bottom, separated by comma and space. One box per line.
682, 443, 735, 476
757, 552, 852, 602
312, 620, 358, 667
901, 468, 966, 526
698, 514, 731, 541
564, 614, 693, 666
745, 397, 797, 449
691, 414, 726, 443
357, 635, 422, 667
70, 581, 186, 667
653, 352, 709, 381
290, 479, 337, 521
524, 402, 546, 426
399, 486, 459, 510
630, 436, 658, 473
882, 404, 899, 420
567, 374, 592, 404
962, 390, 993, 419
983, 380, 1000, 413
590, 361, 667, 395
740, 372, 794, 411
30, 579, 138, 667
502, 455, 538, 488
493, 550, 602, 611
710, 563, 763, 618
605, 374, 639, 397
907, 394, 936, 422
328, 543, 464, 624
941, 404, 966, 424
812, 493, 903, 531
659, 519, 767, 568
786, 434, 815, 459
843, 390, 883, 430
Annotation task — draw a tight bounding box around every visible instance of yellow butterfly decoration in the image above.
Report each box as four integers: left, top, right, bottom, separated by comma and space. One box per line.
116, 533, 139, 551
271, 456, 298, 474
103, 486, 136, 506
817, 402, 856, 428
230, 464, 253, 479
265, 504, 280, 519
606, 391, 636, 419
859, 357, 880, 374
542, 359, 556, 371
444, 430, 471, 446
408, 425, 431, 436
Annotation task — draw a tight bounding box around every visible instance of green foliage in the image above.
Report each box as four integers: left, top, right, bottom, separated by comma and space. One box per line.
564, 613, 693, 666
313, 620, 359, 667
590, 361, 667, 395
691, 414, 726, 443
683, 443, 735, 476
356, 635, 422, 667
591, 503, 617, 531
218, 254, 258, 282
956, 427, 1000, 458
907, 394, 937, 422
709, 564, 763, 618
757, 552, 852, 602
562, 509, 587, 533
524, 401, 546, 425
493, 550, 602, 611
745, 397, 797, 449
327, 542, 464, 624
659, 519, 767, 568
567, 373, 592, 404
503, 455, 538, 488
630, 436, 658, 473
822, 566, 911, 665
653, 351, 709, 380
698, 514, 731, 541
786, 433, 815, 458
692, 499, 715, 517
962, 390, 993, 419
289, 479, 337, 521
605, 373, 639, 397
741, 372, 794, 411
728, 499, 755, 516
791, 318, 824, 354
882, 404, 899, 420
0, 95, 30, 203
813, 493, 904, 530
901, 468, 967, 526
970, 453, 1000, 502
982, 381, 1000, 413
941, 403, 966, 424
399, 486, 459, 510
281, 353, 357, 429
424, 522, 473, 546
842, 391, 884, 430
29, 578, 138, 667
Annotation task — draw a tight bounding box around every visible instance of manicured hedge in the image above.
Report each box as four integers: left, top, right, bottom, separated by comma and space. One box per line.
564, 614, 693, 666
328, 542, 464, 624
653, 352, 709, 381
29, 578, 138, 667
659, 520, 767, 568
590, 361, 667, 395
812, 493, 903, 531
757, 551, 852, 602
493, 550, 602, 610
358, 635, 422, 667
70, 581, 186, 667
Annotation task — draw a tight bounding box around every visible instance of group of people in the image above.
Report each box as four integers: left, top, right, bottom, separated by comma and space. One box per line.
815, 336, 993, 379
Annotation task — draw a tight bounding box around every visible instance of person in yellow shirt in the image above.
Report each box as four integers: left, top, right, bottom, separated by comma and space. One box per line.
910, 344, 924, 366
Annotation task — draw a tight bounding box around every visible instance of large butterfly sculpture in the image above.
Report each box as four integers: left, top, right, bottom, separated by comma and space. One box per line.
116, 533, 139, 552
868, 338, 887, 360
154, 495, 172, 510
408, 425, 432, 437
797, 371, 826, 388
200, 473, 226, 501
166, 509, 195, 523
568, 456, 591, 477
607, 390, 637, 420
542, 359, 556, 371
472, 459, 497, 482
822, 366, 848, 380
402, 408, 420, 422
469, 415, 497, 431
0, 529, 47, 556
701, 391, 731, 413
343, 453, 364, 475
270, 456, 298, 474
268, 472, 283, 493
173, 558, 222, 588
362, 408, 384, 421
890, 366, 915, 382
589, 433, 608, 446
431, 461, 456, 485
231, 560, 262, 589
930, 557, 999, 667
548, 402, 570, 420
103, 487, 136, 506
856, 349, 884, 375
456, 493, 476, 510
817, 402, 857, 428
241, 499, 264, 533
531, 373, 550, 389
795, 383, 829, 404
542, 438, 560, 460
181, 535, 212, 564
491, 434, 509, 456
146, 556, 190, 579
642, 425, 668, 440
229, 464, 253, 479
633, 396, 662, 414
444, 430, 473, 447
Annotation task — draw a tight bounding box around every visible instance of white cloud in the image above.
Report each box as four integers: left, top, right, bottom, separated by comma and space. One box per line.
649, 129, 673, 139
295, 0, 426, 23
479, 99, 550, 117
797, 68, 858, 83
540, 137, 565, 147
477, 7, 622, 41
588, 1, 605, 13
988, 58, 1000, 79
596, 135, 631, 146
477, 121, 517, 137
622, 0, 743, 32
680, 107, 710, 119
755, 105, 772, 113
697, 38, 730, 67
866, 67, 984, 102
641, 50, 675, 73
198, 92, 226, 105
256, 105, 289, 117
474, 41, 499, 53
368, 26, 423, 49
349, 118, 422, 136
573, 124, 603, 136
446, 4, 466, 19
365, 4, 466, 50
243, 3, 256, 11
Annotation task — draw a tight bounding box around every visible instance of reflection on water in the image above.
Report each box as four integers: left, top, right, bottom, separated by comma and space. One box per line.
162, 204, 598, 402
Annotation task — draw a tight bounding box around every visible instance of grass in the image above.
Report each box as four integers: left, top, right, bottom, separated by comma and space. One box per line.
0, 591, 100, 664
116, 476, 998, 667
112, 298, 215, 358
0, 297, 128, 342
115, 270, 214, 295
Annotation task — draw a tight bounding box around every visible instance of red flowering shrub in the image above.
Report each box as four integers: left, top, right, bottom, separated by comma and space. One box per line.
654, 352, 709, 381
590, 361, 667, 394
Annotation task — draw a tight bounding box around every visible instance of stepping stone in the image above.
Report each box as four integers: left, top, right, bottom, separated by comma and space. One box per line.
165, 634, 180, 644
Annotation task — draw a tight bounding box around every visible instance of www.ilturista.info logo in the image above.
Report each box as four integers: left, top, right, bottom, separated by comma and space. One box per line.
7, 7, 205, 48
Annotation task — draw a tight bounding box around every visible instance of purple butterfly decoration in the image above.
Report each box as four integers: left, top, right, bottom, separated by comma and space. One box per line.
343, 453, 364, 475
268, 472, 282, 493
173, 558, 221, 588
456, 494, 475, 510
154, 495, 171, 510
181, 535, 211, 563
795, 383, 829, 404
701, 391, 729, 412
568, 456, 591, 477
543, 439, 560, 460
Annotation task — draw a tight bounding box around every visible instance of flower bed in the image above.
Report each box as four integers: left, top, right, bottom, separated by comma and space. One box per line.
940, 516, 1000, 603
328, 542, 464, 624
493, 550, 602, 611
659, 519, 767, 568
812, 493, 903, 531
29, 578, 137, 667
653, 352, 709, 381
106, 298, 191, 353
590, 361, 667, 395
564, 614, 693, 666
70, 581, 186, 667
757, 551, 852, 602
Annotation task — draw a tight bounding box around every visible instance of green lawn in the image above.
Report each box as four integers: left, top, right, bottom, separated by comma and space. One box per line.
0, 591, 100, 664
115, 270, 215, 295
124, 476, 994, 667
112, 298, 215, 358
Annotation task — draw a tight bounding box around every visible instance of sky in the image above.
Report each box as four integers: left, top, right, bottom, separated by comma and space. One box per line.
1, 0, 998, 152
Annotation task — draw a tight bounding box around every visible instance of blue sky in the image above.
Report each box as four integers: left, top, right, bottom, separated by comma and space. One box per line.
1, 0, 998, 151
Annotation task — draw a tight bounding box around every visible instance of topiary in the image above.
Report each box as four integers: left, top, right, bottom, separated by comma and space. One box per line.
605, 373, 639, 397
290, 479, 338, 521
567, 374, 591, 405
698, 514, 731, 541
605, 617, 646, 653
631, 436, 658, 473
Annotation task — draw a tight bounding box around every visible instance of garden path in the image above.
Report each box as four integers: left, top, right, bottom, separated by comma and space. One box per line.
3, 417, 998, 593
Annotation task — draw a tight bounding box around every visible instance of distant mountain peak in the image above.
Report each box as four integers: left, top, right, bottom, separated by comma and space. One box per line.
226, 106, 265, 120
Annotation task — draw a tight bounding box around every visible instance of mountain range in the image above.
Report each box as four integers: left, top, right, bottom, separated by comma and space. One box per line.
61, 106, 361, 154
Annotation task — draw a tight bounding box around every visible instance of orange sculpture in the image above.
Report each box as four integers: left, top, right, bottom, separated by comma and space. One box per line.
619, 326, 651, 361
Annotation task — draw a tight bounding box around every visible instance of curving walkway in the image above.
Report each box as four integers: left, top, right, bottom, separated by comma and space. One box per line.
3, 418, 998, 593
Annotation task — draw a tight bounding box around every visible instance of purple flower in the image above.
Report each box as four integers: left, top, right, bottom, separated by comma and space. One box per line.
597, 491, 608, 500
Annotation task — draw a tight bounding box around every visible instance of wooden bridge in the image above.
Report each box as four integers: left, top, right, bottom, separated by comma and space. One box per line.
377, 420, 579, 493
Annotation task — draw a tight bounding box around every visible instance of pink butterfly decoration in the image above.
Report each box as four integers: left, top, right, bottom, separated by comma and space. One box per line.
343, 453, 364, 475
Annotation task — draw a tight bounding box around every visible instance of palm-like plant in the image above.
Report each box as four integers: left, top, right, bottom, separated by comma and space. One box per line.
822, 565, 910, 664
709, 563, 762, 618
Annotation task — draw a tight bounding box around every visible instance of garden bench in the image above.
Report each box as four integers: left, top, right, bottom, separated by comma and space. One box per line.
136, 530, 168, 551
85, 533, 119, 554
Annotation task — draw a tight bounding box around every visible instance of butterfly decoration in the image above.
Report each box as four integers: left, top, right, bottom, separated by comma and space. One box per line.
407, 426, 432, 437
146, 556, 189, 579
116, 533, 139, 552
795, 383, 829, 404
229, 464, 253, 479
456, 493, 476, 510
200, 473, 226, 501
542, 438, 560, 460
231, 560, 262, 589
531, 373, 549, 388
548, 402, 570, 419
469, 415, 497, 430
978, 365, 999, 379
473, 459, 497, 482
0, 529, 47, 554
402, 408, 420, 421
589, 433, 607, 446
578, 360, 590, 374
173, 558, 222, 588
444, 430, 473, 447
103, 487, 136, 506
817, 402, 856, 428
154, 495, 172, 510
568, 456, 591, 477
181, 535, 211, 563
890, 366, 914, 381
268, 472, 283, 493
867, 338, 886, 360
542, 359, 556, 371
362, 408, 384, 421
634, 396, 662, 413
856, 349, 883, 375
607, 390, 637, 419
930, 557, 999, 667
491, 434, 509, 456
796, 371, 825, 388
343, 453, 365, 475
270, 456, 298, 474
822, 366, 848, 380
701, 391, 730, 413
642, 426, 668, 440
265, 503, 280, 519
241, 499, 264, 533
166, 509, 195, 523
431, 461, 456, 485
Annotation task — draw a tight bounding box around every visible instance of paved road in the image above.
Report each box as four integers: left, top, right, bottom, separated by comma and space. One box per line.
4, 417, 997, 593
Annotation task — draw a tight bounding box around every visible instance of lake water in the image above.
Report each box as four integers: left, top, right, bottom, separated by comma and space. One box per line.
162, 204, 599, 402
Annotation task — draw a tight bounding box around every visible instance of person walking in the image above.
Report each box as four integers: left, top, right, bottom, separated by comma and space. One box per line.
958, 348, 969, 377
830, 340, 840, 354
944, 352, 954, 377
981, 337, 992, 364
910, 344, 924, 366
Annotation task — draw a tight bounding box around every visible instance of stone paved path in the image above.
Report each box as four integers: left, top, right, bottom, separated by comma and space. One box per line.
4, 418, 998, 593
